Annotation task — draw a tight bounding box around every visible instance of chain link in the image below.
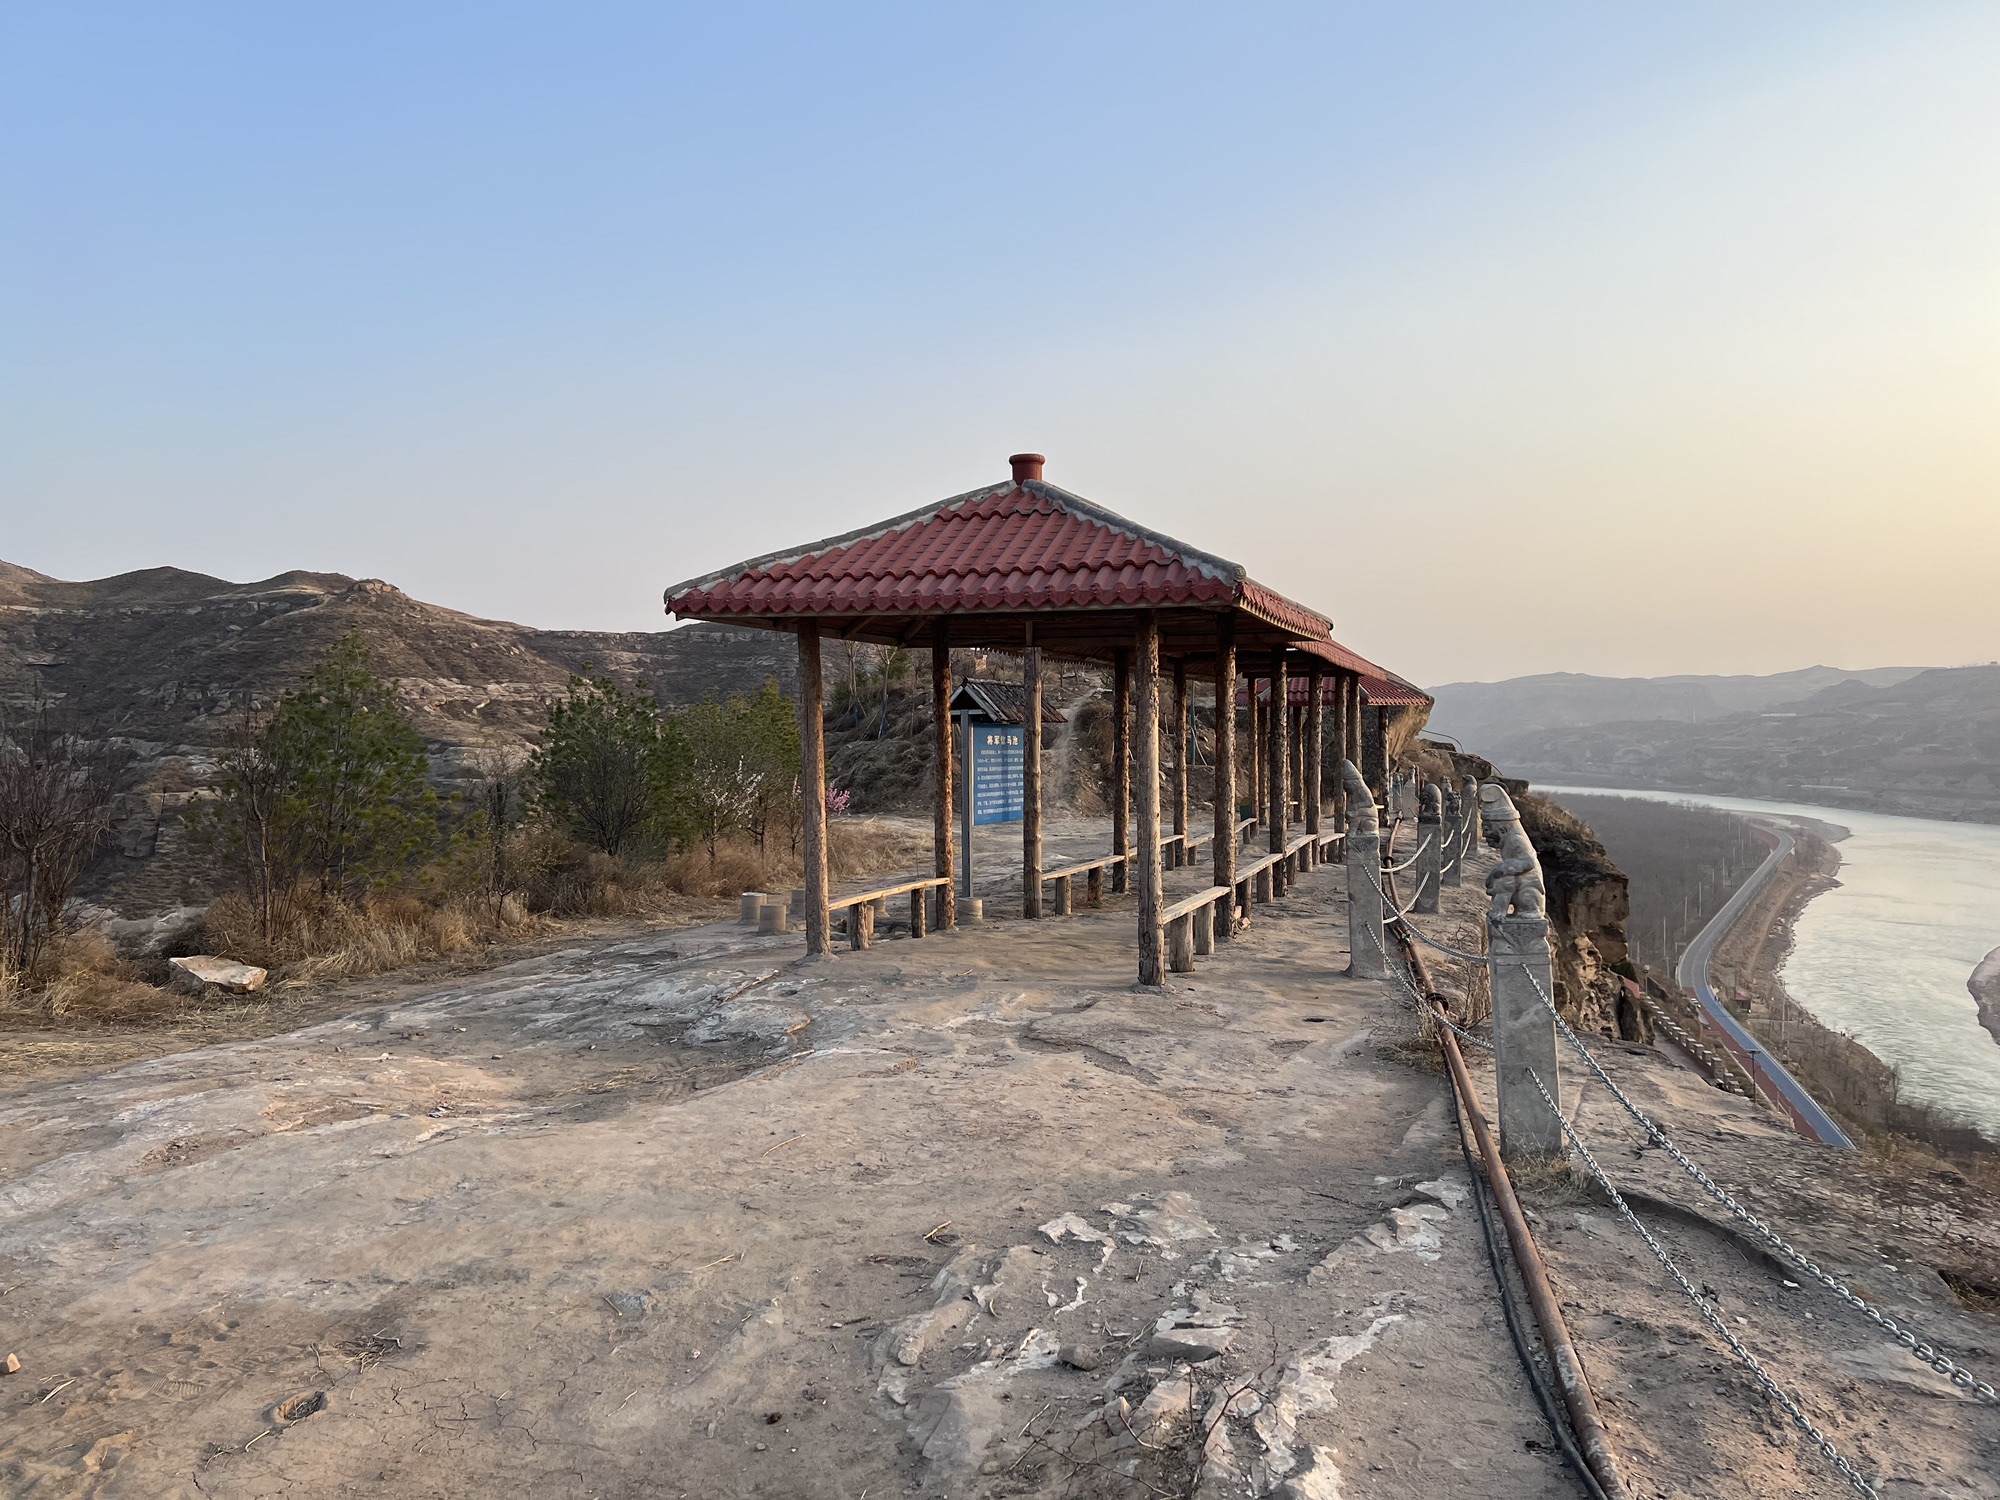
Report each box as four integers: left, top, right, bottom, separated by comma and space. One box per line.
1525, 1066, 1881, 1498
1513, 964, 2000, 1406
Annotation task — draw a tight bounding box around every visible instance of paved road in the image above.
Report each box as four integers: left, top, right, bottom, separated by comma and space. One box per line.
1676, 825, 1856, 1148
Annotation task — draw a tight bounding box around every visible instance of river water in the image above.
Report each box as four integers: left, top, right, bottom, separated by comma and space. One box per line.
1541, 786, 2000, 1139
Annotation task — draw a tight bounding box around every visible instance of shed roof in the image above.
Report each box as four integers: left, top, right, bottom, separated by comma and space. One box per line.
663, 475, 1331, 649
948, 680, 1067, 727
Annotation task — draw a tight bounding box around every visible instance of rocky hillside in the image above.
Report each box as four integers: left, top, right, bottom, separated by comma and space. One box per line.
0, 559, 795, 913
1483, 665, 2000, 823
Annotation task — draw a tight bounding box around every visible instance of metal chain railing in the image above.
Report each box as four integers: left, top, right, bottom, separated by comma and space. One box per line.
1510, 964, 2000, 1407
1526, 1067, 1881, 1499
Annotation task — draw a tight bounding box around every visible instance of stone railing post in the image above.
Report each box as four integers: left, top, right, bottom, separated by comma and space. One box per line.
1441, 788, 1463, 888
1461, 774, 1482, 850
1416, 784, 1442, 914
1341, 759, 1384, 979
1480, 784, 1562, 1162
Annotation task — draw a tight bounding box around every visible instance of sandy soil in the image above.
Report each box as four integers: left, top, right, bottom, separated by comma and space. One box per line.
1, 840, 1996, 1499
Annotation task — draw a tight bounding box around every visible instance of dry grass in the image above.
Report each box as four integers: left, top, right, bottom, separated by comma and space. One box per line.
0, 816, 931, 1031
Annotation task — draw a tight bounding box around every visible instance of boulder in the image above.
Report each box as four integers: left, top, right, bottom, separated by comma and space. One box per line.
168, 956, 268, 996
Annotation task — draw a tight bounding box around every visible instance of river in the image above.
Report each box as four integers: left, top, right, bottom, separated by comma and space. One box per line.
1540, 785, 2000, 1139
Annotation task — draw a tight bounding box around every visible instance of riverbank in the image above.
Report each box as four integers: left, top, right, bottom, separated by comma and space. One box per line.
1711, 829, 1994, 1160
1973, 946, 2000, 1048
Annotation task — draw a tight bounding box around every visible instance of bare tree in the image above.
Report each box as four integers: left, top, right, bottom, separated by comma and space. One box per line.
0, 695, 131, 980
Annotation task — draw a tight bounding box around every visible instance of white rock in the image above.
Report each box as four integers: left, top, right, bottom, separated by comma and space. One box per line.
167, 956, 267, 995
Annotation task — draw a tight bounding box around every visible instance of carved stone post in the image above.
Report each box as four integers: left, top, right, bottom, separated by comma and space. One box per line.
1482, 785, 1562, 1163
1341, 759, 1384, 979
1416, 783, 1442, 915
1462, 774, 1482, 851
1441, 788, 1463, 888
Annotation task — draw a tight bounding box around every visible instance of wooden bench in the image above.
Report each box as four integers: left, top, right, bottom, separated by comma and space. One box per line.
1233, 849, 1285, 911
1160, 886, 1231, 973
828, 875, 952, 949
1040, 854, 1126, 915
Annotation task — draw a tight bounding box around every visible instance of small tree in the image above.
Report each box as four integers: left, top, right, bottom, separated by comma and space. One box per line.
0, 695, 131, 979
739, 679, 802, 858
674, 692, 761, 866
529, 673, 666, 857
202, 635, 440, 916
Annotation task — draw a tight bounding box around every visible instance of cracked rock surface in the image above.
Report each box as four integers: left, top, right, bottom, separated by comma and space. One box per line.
0, 845, 1995, 1497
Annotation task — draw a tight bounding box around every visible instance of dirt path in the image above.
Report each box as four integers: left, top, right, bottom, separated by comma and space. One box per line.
1, 846, 1995, 1498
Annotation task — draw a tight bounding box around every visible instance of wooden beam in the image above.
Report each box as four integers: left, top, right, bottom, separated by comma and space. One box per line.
930, 620, 955, 932
1023, 624, 1043, 918
797, 622, 832, 957
1135, 614, 1164, 985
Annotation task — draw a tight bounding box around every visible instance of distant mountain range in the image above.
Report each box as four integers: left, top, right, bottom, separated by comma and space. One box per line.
0, 558, 794, 911
1432, 664, 2000, 824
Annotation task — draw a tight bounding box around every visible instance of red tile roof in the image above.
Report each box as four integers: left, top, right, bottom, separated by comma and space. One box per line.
1236, 669, 1434, 710
664, 480, 1331, 640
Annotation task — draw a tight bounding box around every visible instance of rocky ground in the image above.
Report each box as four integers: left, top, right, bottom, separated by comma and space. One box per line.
1, 837, 1996, 1499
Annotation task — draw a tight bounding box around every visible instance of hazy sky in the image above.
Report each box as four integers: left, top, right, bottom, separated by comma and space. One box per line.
5, 4, 1997, 685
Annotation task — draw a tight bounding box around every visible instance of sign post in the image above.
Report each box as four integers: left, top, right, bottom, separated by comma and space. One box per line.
957, 717, 1025, 898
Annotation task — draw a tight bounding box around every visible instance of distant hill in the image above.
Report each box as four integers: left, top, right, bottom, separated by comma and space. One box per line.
1426, 665, 1923, 750
1469, 665, 2000, 824
0, 560, 796, 912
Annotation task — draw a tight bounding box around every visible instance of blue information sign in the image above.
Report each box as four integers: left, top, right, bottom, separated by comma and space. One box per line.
970, 724, 1025, 826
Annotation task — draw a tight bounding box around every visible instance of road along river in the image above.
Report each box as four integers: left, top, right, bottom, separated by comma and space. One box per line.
1541, 786, 2000, 1140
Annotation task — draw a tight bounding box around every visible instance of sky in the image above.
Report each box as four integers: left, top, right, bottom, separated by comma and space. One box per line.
4, 3, 1997, 686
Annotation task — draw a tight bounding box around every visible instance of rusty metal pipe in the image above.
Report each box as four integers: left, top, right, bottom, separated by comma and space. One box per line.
1380, 865, 1632, 1500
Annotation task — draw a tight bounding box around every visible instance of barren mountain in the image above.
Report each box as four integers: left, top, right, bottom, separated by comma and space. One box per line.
1426, 664, 1922, 750
1485, 665, 2000, 823
0, 559, 794, 912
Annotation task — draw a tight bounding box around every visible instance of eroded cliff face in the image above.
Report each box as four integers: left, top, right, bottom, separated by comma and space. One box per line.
1431, 746, 1646, 1042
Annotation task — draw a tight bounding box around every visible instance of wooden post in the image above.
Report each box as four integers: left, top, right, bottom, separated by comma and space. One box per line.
797, 623, 832, 958
1167, 914, 1194, 974
1304, 666, 1324, 855
930, 622, 956, 931
1024, 625, 1043, 918
1112, 649, 1131, 894
1212, 617, 1238, 936
1172, 660, 1189, 870
1364, 702, 1387, 800
1346, 675, 1363, 773
1193, 899, 1214, 956
1329, 670, 1347, 828
1248, 688, 1263, 835
1135, 614, 1164, 985
1289, 705, 1304, 824
1268, 650, 1288, 897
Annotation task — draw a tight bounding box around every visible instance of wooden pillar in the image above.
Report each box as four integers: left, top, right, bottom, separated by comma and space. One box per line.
1212, 616, 1237, 933
797, 623, 832, 957
1268, 649, 1288, 856
930, 621, 955, 931
1345, 674, 1362, 769
1288, 704, 1304, 822
1364, 702, 1387, 800
1024, 625, 1043, 918
1172, 660, 1189, 867
1112, 649, 1131, 894
1304, 666, 1324, 844
1135, 615, 1164, 985
1248, 687, 1263, 830
1329, 670, 1348, 825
